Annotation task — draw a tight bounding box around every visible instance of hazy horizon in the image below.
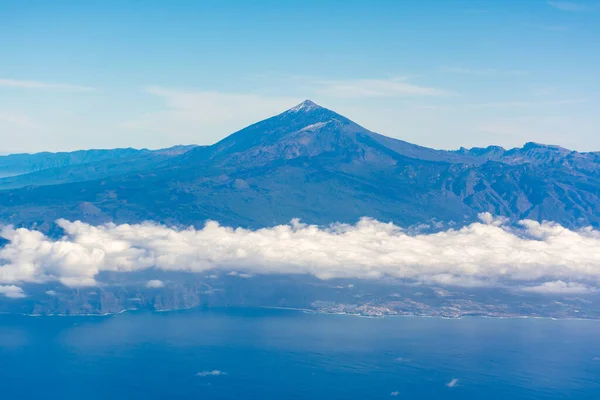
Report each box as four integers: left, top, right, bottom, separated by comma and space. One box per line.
2, 98, 596, 155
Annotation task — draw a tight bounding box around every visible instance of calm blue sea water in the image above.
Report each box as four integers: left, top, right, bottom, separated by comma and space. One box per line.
1, 307, 599, 399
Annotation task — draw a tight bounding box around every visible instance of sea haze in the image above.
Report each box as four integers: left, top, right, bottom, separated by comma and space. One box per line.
0, 307, 599, 400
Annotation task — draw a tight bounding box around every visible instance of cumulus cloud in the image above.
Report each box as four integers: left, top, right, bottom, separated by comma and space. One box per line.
196, 370, 227, 377
46, 290, 57, 296
1, 214, 600, 292
145, 279, 165, 288
390, 391, 399, 396
0, 285, 26, 299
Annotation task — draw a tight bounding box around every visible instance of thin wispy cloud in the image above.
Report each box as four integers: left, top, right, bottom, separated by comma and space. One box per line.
125, 77, 449, 143
532, 24, 570, 32
392, 98, 587, 113
0, 111, 36, 129
122, 87, 300, 145
316, 77, 451, 98
466, 99, 587, 109
142, 86, 299, 123
478, 124, 541, 140
548, 1, 599, 11
441, 67, 526, 76
0, 79, 95, 92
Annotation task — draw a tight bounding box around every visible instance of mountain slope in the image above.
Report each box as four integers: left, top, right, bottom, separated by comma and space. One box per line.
0, 100, 598, 230
178, 100, 479, 167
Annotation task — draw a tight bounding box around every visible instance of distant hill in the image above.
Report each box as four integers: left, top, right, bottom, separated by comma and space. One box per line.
0, 100, 599, 231
0, 145, 197, 190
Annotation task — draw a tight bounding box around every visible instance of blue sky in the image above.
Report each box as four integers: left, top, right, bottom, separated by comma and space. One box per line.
0, 0, 598, 152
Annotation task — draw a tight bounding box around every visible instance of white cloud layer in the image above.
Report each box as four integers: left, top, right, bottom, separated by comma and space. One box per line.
1, 214, 600, 293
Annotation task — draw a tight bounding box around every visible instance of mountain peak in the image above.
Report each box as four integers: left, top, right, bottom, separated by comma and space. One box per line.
287, 100, 322, 113
522, 142, 567, 152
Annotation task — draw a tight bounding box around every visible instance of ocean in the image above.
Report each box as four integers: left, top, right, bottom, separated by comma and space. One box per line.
1, 307, 599, 399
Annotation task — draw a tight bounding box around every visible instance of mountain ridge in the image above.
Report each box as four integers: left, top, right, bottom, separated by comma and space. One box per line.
0, 145, 198, 190
0, 100, 598, 231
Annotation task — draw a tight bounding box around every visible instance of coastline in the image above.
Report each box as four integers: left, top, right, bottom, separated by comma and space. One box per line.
3, 305, 599, 323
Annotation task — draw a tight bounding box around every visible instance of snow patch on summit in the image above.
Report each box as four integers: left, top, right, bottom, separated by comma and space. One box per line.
288, 100, 321, 113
